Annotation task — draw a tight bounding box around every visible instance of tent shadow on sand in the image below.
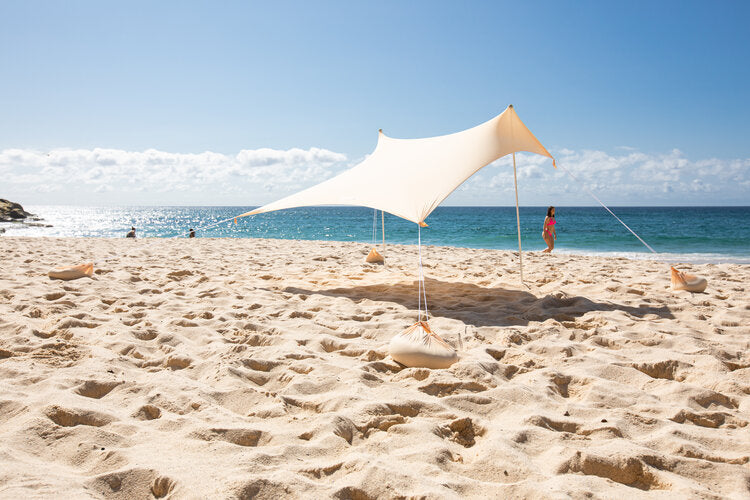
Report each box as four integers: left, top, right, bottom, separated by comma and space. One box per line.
283, 278, 674, 328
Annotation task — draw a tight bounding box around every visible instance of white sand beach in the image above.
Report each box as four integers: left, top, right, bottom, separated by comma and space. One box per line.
0, 236, 748, 498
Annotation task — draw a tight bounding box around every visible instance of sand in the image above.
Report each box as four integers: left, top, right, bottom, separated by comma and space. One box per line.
0, 236, 748, 499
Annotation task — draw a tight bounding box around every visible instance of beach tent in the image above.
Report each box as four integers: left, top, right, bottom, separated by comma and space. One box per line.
236, 105, 555, 281
232, 105, 556, 368
238, 105, 553, 226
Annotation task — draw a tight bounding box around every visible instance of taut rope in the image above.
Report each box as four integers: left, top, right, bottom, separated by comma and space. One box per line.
557, 162, 657, 254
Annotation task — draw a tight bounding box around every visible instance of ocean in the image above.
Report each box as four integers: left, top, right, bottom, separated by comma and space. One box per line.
3, 205, 749, 264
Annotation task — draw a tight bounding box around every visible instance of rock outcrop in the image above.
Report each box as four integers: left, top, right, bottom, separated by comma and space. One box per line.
0, 199, 34, 222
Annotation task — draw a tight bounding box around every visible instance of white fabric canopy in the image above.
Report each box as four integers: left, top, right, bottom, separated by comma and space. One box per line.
239, 105, 554, 225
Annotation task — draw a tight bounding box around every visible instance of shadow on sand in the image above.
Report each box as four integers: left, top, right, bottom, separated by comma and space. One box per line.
283, 278, 674, 328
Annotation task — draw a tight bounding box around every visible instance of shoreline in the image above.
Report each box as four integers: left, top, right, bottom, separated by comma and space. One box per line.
3, 205, 748, 265
0, 236, 748, 497
2, 234, 749, 266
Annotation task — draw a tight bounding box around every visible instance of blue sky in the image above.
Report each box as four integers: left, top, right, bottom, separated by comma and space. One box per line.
1, 1, 749, 206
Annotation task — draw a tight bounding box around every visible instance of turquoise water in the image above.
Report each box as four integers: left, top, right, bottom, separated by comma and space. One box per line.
3, 205, 749, 264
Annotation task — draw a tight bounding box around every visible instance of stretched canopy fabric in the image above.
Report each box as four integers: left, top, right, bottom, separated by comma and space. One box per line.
238, 105, 554, 225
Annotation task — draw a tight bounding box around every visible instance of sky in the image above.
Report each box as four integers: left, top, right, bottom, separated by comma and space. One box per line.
1, 0, 749, 206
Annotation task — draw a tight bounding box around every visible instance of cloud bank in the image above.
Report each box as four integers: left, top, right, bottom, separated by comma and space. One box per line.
2, 146, 748, 206
0, 147, 349, 205
461, 148, 750, 206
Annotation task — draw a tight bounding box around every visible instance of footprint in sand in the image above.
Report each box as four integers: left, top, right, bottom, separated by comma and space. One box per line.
435, 417, 483, 447
528, 414, 580, 433
319, 337, 349, 353
89, 469, 176, 498
45, 405, 115, 427
357, 414, 407, 439
171, 318, 198, 327
151, 476, 176, 498
25, 307, 44, 318
289, 311, 314, 319
418, 380, 488, 397
340, 348, 385, 362
44, 291, 65, 301
549, 373, 573, 398
132, 328, 158, 341
74, 380, 122, 399
630, 360, 687, 381
167, 270, 193, 281
485, 347, 506, 361
557, 451, 668, 491
669, 409, 746, 429
164, 355, 192, 370
298, 462, 344, 480
363, 360, 403, 374
133, 404, 162, 420
242, 358, 280, 372
690, 390, 737, 410
192, 428, 264, 447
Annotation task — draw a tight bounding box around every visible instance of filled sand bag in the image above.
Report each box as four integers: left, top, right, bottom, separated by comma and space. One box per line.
671, 266, 707, 293
365, 247, 385, 264
48, 263, 94, 281
389, 321, 458, 369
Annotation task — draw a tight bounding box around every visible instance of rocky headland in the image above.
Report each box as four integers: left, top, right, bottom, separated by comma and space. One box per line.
0, 199, 51, 232
0, 199, 35, 221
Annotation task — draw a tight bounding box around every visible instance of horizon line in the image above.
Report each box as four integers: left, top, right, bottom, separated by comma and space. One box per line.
16, 203, 750, 209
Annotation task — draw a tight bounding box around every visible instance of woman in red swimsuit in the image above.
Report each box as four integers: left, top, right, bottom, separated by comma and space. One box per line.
542, 206, 556, 253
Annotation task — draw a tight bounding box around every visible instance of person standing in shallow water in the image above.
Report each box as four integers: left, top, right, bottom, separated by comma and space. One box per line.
542, 206, 556, 253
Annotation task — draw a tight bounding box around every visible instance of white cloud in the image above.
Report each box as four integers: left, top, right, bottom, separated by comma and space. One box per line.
28, 183, 62, 193
1, 146, 749, 206
445, 149, 750, 206
0, 146, 350, 205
